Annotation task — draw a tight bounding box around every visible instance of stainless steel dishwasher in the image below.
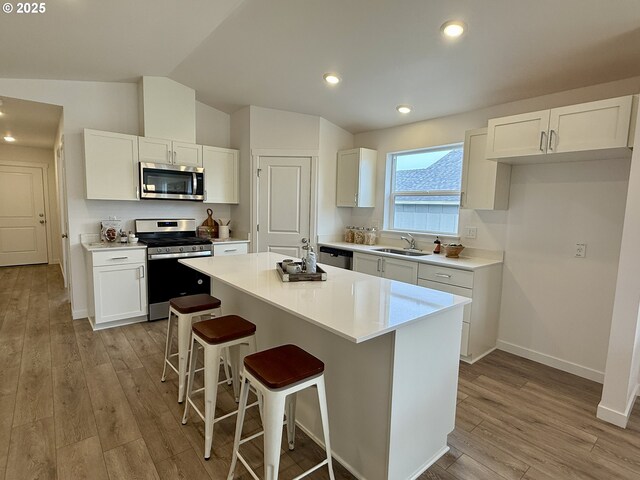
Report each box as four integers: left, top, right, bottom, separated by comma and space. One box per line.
318, 246, 353, 270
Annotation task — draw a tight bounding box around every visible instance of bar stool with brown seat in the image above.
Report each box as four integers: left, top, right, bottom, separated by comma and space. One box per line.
161, 293, 226, 403
227, 344, 335, 480
181, 315, 258, 460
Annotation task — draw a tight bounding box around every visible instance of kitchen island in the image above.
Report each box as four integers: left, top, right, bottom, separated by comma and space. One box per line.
181, 252, 470, 480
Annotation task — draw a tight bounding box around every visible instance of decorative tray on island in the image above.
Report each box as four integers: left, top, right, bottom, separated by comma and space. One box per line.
276, 262, 327, 282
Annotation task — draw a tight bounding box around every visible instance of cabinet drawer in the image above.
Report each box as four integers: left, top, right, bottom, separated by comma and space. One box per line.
92, 249, 146, 267
418, 264, 473, 288
213, 243, 248, 256
417, 279, 471, 325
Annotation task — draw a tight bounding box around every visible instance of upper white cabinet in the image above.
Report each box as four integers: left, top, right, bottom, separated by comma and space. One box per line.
336, 148, 377, 207
84, 129, 139, 201
486, 95, 634, 163
461, 128, 511, 210
353, 252, 418, 284
202, 146, 239, 204
139, 137, 202, 167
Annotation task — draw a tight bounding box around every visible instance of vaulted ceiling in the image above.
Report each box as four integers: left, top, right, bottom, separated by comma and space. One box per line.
1, 0, 639, 134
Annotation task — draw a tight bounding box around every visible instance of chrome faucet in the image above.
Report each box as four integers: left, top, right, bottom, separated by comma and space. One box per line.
400, 233, 417, 250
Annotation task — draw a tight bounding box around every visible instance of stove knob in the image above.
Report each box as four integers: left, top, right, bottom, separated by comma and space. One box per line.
179, 247, 184, 252
165, 248, 170, 253
192, 246, 196, 251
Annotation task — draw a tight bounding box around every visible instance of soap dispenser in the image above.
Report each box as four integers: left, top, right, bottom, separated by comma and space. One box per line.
433, 236, 441, 254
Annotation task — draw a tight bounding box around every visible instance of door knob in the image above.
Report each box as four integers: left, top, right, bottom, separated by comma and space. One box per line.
301, 238, 309, 244
61, 233, 68, 238
39, 220, 45, 224
39, 213, 44, 217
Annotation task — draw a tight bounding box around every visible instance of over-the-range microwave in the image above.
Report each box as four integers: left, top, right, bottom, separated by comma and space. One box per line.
139, 162, 204, 201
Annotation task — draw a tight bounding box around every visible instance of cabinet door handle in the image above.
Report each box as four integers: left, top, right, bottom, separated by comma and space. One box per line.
110, 256, 129, 260
460, 191, 465, 208
548, 129, 556, 151
435, 273, 451, 278
139, 265, 145, 278
224, 248, 237, 253
354, 193, 358, 206
168, 149, 171, 163
377, 258, 381, 272
173, 151, 176, 164
539, 131, 547, 152
381, 258, 385, 273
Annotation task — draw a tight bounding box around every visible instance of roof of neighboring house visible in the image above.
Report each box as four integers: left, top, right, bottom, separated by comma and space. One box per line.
395, 149, 462, 192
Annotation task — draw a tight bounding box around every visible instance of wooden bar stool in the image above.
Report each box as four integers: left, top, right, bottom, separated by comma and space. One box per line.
228, 344, 335, 480
182, 315, 258, 460
161, 293, 225, 403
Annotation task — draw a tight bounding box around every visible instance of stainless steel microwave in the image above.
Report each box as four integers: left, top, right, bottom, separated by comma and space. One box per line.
140, 162, 204, 201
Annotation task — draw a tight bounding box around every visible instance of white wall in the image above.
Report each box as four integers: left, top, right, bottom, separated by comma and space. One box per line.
351, 76, 640, 381
0, 144, 61, 264
0, 78, 232, 318
230, 106, 251, 241
318, 118, 354, 241
196, 100, 230, 148
598, 107, 640, 427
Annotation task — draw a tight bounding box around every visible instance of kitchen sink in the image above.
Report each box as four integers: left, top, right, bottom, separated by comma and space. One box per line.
373, 248, 430, 256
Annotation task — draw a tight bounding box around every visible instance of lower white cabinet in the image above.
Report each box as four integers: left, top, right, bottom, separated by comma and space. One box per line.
213, 242, 248, 256
353, 252, 418, 284
417, 263, 502, 363
85, 248, 148, 329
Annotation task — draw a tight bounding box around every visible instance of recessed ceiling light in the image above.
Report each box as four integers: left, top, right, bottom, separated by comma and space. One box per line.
4, 136, 15, 142
396, 105, 412, 114
441, 20, 466, 38
323, 73, 341, 85
0, 111, 4, 116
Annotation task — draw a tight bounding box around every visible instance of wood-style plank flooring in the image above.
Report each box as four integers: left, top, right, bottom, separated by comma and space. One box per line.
2, 264, 640, 479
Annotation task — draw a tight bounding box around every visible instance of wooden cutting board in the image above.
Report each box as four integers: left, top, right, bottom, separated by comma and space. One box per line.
202, 208, 218, 237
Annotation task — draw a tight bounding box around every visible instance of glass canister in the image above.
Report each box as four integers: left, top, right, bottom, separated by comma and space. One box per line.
345, 226, 355, 243
354, 227, 365, 244
365, 227, 377, 245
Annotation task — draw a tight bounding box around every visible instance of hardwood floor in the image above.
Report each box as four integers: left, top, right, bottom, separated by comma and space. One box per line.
2, 264, 640, 479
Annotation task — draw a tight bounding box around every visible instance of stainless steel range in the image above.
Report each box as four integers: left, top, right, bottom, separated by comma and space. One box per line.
135, 219, 212, 321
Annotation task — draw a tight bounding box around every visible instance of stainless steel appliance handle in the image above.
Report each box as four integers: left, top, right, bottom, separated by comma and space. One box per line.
193, 173, 198, 194
148, 251, 212, 260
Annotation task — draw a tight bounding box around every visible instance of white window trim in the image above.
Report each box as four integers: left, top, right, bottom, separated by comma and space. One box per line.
385, 143, 463, 236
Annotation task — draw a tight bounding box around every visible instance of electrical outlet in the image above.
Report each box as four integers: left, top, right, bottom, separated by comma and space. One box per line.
465, 227, 477, 239
575, 243, 586, 258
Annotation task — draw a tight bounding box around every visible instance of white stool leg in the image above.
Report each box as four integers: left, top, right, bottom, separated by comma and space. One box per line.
316, 376, 335, 480
263, 391, 287, 480
161, 311, 173, 382
227, 375, 251, 480
181, 335, 198, 425
203, 343, 222, 460
285, 394, 297, 450
228, 344, 241, 402
177, 313, 192, 403
223, 348, 233, 385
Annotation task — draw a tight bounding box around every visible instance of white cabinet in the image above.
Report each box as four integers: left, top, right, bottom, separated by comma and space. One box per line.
84, 129, 139, 201
85, 248, 148, 329
202, 146, 239, 204
353, 252, 418, 284
213, 242, 248, 256
461, 128, 511, 210
138, 137, 202, 167
417, 263, 502, 363
336, 148, 377, 207
486, 95, 634, 163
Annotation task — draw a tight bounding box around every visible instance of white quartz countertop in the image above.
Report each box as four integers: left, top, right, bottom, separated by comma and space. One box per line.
180, 252, 470, 344
319, 241, 502, 270
82, 242, 147, 252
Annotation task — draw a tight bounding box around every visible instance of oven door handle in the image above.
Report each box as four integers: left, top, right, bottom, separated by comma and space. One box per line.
148, 251, 212, 260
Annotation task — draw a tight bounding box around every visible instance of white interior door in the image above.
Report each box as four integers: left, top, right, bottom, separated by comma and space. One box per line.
0, 164, 48, 266
257, 156, 311, 258
57, 144, 71, 287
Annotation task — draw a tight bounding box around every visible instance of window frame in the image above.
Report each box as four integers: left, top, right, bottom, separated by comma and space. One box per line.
386, 142, 464, 236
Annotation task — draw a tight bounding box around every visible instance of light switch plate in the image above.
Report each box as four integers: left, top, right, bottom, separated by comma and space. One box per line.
465, 227, 477, 239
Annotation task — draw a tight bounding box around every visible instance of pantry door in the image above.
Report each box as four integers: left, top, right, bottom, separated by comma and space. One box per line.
257, 156, 312, 258
0, 164, 48, 266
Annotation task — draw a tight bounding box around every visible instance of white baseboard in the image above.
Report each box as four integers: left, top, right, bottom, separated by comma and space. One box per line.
597, 383, 639, 428
496, 340, 604, 383
72, 308, 88, 320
